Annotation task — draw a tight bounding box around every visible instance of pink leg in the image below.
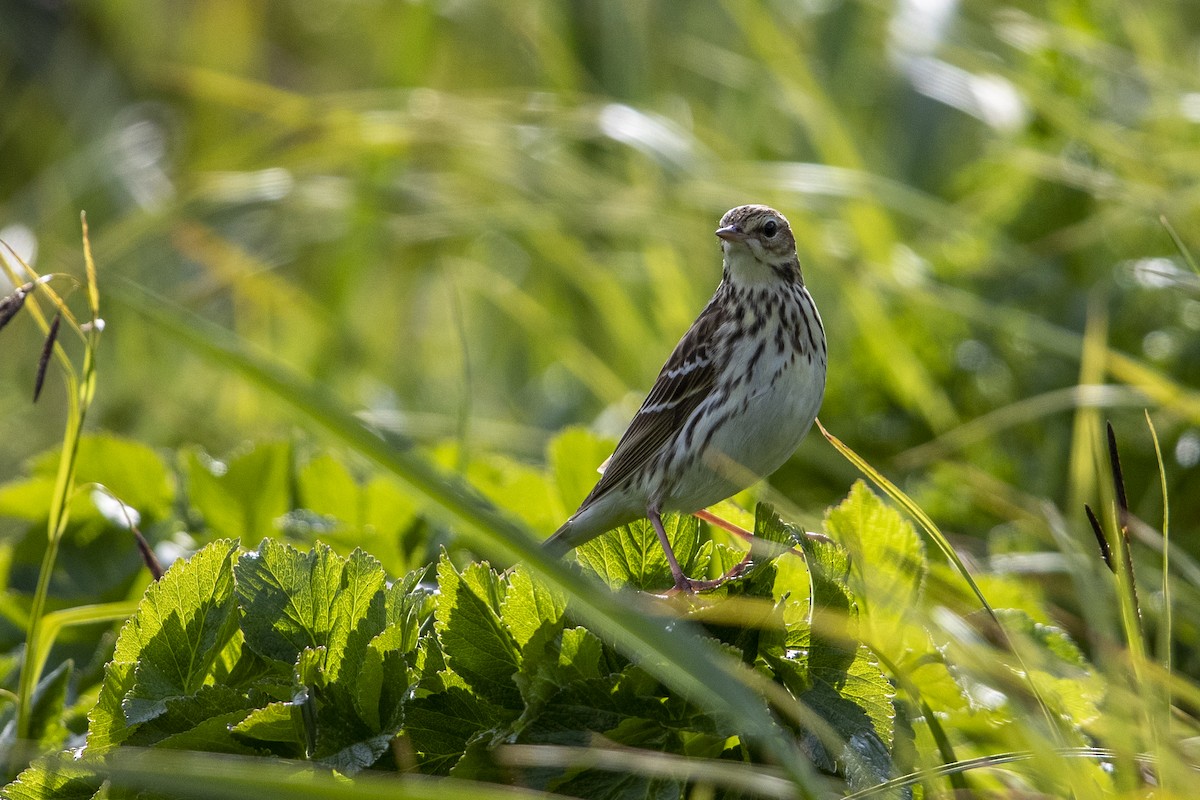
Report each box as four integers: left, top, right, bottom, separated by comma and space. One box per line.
648, 505, 694, 592
693, 508, 833, 546
693, 509, 753, 542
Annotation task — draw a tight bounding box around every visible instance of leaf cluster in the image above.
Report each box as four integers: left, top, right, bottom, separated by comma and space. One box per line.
0, 429, 1132, 796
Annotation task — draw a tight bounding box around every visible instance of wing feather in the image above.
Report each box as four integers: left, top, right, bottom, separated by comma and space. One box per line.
577, 294, 729, 510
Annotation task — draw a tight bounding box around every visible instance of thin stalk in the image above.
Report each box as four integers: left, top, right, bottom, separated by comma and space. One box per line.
14, 215, 102, 745
1145, 411, 1171, 676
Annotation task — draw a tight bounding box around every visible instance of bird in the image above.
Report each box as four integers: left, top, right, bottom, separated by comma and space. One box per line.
543, 204, 826, 592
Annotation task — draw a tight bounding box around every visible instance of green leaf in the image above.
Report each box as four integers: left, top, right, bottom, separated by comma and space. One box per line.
356, 571, 434, 730
800, 652, 897, 787
812, 643, 896, 749
518, 674, 661, 748
791, 528, 859, 686
1, 436, 173, 526
2, 755, 103, 800
355, 644, 407, 733
0, 476, 56, 522
333, 549, 389, 687
824, 481, 925, 623
575, 514, 702, 591
753, 503, 898, 784
152, 710, 262, 755
233, 539, 387, 684
501, 565, 566, 651
294, 453, 361, 525
558, 627, 608, 681
125, 685, 255, 747
231, 702, 300, 748
994, 608, 1088, 667
69, 435, 175, 520
993, 609, 1102, 726
442, 446, 563, 535
115, 540, 241, 725
86, 661, 136, 751
309, 682, 393, 772
184, 442, 291, 543
434, 556, 522, 709
403, 687, 505, 775
548, 428, 615, 514
295, 646, 327, 688
24, 659, 72, 750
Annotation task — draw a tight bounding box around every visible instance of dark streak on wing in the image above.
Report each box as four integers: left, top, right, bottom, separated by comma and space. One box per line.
576, 291, 729, 511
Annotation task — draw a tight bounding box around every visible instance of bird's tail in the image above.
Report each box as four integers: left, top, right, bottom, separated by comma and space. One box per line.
542, 519, 579, 558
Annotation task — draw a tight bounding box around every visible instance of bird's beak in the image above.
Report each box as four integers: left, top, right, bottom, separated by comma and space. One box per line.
715, 225, 747, 242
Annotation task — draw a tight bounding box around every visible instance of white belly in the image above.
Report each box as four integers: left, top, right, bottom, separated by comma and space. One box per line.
660, 345, 825, 513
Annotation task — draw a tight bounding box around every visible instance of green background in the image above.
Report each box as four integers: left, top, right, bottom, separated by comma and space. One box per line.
1, 0, 1197, 640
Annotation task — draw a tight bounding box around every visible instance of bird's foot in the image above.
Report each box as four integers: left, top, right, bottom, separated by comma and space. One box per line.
664, 549, 757, 594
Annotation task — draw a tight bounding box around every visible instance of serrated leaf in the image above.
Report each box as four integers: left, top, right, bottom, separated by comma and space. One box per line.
86, 661, 136, 751
114, 540, 240, 725
789, 530, 858, 689
576, 514, 702, 591
519, 675, 661, 747
754, 502, 797, 547
231, 702, 299, 746
434, 556, 522, 708
356, 573, 433, 730
124, 685, 253, 747
750, 504, 810, 604
798, 640, 897, 790
334, 550, 388, 686
755, 502, 898, 782
994, 608, 1088, 668
295, 646, 326, 687
559, 627, 607, 681
356, 647, 409, 733
310, 683, 392, 772
799, 534, 854, 623
2, 756, 103, 800
824, 481, 925, 622
816, 644, 896, 748
501, 565, 566, 650
448, 732, 509, 782
403, 686, 505, 775
152, 710, 262, 754
184, 442, 291, 543
233, 539, 386, 684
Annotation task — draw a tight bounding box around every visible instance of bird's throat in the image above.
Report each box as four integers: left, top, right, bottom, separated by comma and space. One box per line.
721, 245, 798, 287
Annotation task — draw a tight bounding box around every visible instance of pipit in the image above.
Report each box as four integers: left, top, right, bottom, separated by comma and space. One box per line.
544, 205, 826, 591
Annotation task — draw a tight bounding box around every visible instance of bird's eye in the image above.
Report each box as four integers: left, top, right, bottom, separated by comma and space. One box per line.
762, 219, 778, 238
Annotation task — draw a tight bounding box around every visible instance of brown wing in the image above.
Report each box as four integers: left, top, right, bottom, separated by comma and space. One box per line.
577, 294, 729, 510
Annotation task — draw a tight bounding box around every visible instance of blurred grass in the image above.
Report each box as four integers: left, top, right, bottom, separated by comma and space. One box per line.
1, 0, 1198, 688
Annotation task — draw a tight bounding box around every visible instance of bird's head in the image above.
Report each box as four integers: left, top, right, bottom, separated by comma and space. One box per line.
715, 205, 801, 285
